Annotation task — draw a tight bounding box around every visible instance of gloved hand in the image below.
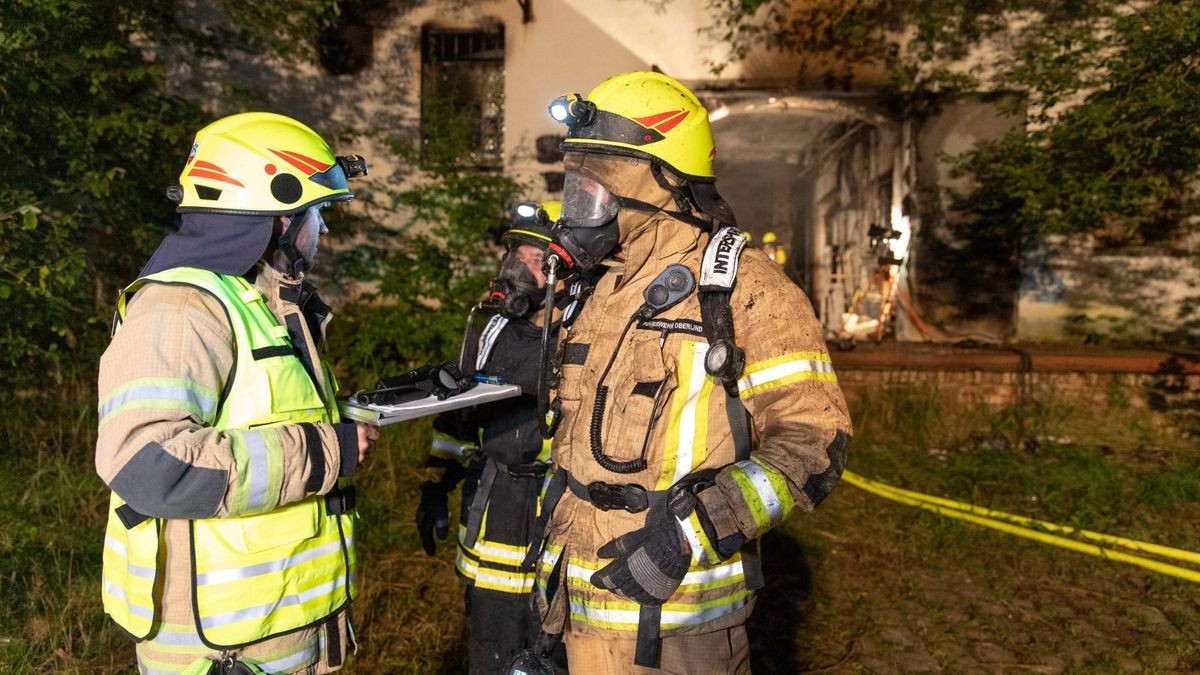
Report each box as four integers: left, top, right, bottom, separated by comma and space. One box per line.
415, 482, 452, 556
590, 504, 692, 606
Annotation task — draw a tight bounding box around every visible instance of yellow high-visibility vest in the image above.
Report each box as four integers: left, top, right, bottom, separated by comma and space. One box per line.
101, 267, 355, 647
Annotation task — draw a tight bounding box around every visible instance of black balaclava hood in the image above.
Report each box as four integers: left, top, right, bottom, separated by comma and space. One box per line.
139, 212, 274, 278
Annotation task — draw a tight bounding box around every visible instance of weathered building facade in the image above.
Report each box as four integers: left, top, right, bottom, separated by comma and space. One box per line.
162, 0, 1199, 347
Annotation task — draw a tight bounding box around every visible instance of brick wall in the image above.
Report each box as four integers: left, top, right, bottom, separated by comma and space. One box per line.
830, 343, 1200, 432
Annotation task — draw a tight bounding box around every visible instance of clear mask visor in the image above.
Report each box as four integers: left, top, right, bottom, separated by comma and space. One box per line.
560, 171, 619, 228
498, 243, 546, 289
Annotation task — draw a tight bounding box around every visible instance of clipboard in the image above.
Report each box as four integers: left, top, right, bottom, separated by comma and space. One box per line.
338, 382, 522, 426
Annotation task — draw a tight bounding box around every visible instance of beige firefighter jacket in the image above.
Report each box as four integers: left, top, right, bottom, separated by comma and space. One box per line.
96, 261, 357, 673
537, 155, 852, 639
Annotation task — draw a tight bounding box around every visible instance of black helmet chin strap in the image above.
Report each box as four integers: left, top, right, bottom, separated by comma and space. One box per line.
650, 163, 696, 214
272, 228, 308, 279
612, 163, 734, 232
614, 193, 712, 231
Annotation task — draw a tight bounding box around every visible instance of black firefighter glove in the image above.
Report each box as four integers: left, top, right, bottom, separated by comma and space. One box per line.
589, 488, 700, 606
416, 458, 464, 556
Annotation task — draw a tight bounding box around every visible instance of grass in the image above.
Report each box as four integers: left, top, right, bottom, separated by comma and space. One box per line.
1, 374, 1197, 672
848, 383, 1200, 551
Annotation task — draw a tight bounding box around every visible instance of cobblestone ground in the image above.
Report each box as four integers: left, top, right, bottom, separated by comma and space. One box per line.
747, 485, 1200, 674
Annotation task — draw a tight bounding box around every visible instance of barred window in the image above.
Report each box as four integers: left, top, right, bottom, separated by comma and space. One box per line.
421, 24, 505, 168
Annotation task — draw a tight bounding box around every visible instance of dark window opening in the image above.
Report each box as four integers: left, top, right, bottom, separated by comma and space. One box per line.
319, 3, 377, 75
535, 135, 564, 164
421, 23, 505, 169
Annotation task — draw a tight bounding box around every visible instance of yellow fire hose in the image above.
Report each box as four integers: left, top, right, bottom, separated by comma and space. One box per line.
842, 470, 1200, 583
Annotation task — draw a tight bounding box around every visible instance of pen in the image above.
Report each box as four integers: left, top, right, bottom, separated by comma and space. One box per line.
473, 374, 505, 385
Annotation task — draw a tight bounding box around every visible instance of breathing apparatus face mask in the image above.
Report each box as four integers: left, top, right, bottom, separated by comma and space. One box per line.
273, 204, 328, 279
490, 243, 546, 318
550, 171, 620, 274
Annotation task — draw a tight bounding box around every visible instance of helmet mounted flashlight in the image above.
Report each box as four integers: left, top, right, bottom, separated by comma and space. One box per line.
513, 201, 539, 221
548, 93, 596, 129
336, 154, 369, 179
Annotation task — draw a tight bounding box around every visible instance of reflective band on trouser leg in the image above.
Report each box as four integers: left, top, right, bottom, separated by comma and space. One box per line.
98, 377, 219, 429
475, 538, 533, 568
467, 563, 536, 595
193, 496, 352, 647
101, 494, 159, 637
458, 534, 539, 593
656, 341, 716, 490
729, 457, 796, 532
456, 523, 481, 581
458, 510, 538, 594
456, 546, 481, 582
564, 554, 749, 631
736, 351, 837, 399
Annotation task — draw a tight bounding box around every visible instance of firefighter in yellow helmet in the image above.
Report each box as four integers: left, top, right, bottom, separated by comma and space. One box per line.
96, 112, 377, 673
519, 72, 852, 673
417, 201, 579, 674
761, 230, 787, 266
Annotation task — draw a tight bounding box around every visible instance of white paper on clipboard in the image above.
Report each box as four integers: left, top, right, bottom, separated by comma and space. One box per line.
338, 383, 522, 426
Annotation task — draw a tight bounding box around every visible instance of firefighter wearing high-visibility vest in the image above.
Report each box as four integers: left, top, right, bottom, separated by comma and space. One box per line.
96, 112, 377, 674
525, 72, 853, 673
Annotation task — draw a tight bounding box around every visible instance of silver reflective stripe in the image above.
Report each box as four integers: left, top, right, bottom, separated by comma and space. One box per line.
99, 384, 217, 421
257, 639, 320, 673
148, 626, 206, 647
663, 594, 750, 626
105, 535, 156, 579
473, 569, 534, 591
563, 558, 742, 588
670, 341, 711, 485
102, 577, 155, 620
104, 534, 127, 557
242, 430, 269, 510
567, 594, 750, 628
569, 599, 639, 626
539, 546, 563, 569
473, 542, 526, 563
677, 515, 708, 565
199, 577, 346, 629
682, 559, 743, 586
737, 460, 785, 524
476, 314, 509, 371
196, 538, 351, 586
737, 357, 835, 393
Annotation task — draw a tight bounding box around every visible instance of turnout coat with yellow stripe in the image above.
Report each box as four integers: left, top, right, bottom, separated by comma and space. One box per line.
538, 214, 852, 637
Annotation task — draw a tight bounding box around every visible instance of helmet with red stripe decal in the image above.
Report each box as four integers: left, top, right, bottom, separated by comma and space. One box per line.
171, 112, 365, 215
553, 71, 715, 181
